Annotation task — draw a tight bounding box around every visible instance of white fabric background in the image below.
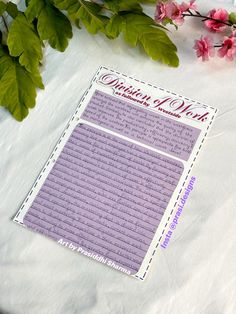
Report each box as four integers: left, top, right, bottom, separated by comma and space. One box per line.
0, 1, 236, 313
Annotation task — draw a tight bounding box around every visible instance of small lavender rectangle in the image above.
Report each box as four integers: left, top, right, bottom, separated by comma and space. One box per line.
23, 124, 183, 275
81, 90, 200, 161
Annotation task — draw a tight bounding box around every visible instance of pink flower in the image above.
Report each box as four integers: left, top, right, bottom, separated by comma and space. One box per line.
170, 2, 184, 25
218, 34, 236, 60
193, 36, 215, 61
155, 1, 184, 25
180, 0, 197, 13
204, 9, 229, 32
155, 2, 173, 23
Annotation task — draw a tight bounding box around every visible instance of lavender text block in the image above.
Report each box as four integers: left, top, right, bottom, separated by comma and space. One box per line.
23, 124, 183, 275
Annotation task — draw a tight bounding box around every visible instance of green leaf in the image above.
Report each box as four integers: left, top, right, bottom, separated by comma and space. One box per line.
122, 13, 150, 46
122, 13, 158, 46
104, 0, 142, 13
75, 1, 108, 34
229, 12, 236, 24
7, 13, 43, 73
0, 45, 44, 121
25, 0, 44, 21
0, 1, 7, 15
103, 0, 120, 12
53, 0, 108, 34
140, 30, 179, 66
52, 0, 76, 11
26, 0, 72, 52
105, 14, 123, 39
121, 13, 179, 67
6, 2, 19, 18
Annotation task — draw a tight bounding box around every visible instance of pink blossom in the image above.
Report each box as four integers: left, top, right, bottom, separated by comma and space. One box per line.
218, 35, 236, 60
155, 1, 184, 25
193, 36, 215, 61
180, 0, 197, 13
154, 2, 173, 23
170, 2, 185, 25
204, 9, 229, 32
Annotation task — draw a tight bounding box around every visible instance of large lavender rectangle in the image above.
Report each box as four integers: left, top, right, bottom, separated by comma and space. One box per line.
23, 124, 183, 275
81, 90, 200, 161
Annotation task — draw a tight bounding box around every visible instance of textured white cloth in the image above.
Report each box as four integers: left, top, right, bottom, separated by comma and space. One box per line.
0, 1, 236, 313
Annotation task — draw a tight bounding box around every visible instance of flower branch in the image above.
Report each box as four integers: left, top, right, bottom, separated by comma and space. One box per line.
182, 11, 236, 29
154, 0, 236, 61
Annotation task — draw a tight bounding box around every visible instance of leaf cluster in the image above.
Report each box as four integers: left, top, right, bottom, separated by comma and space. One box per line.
0, 0, 179, 121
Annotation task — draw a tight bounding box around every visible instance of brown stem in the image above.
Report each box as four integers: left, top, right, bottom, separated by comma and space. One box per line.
183, 12, 236, 29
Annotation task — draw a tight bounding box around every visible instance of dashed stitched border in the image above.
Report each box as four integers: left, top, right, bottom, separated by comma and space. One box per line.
13, 65, 218, 281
